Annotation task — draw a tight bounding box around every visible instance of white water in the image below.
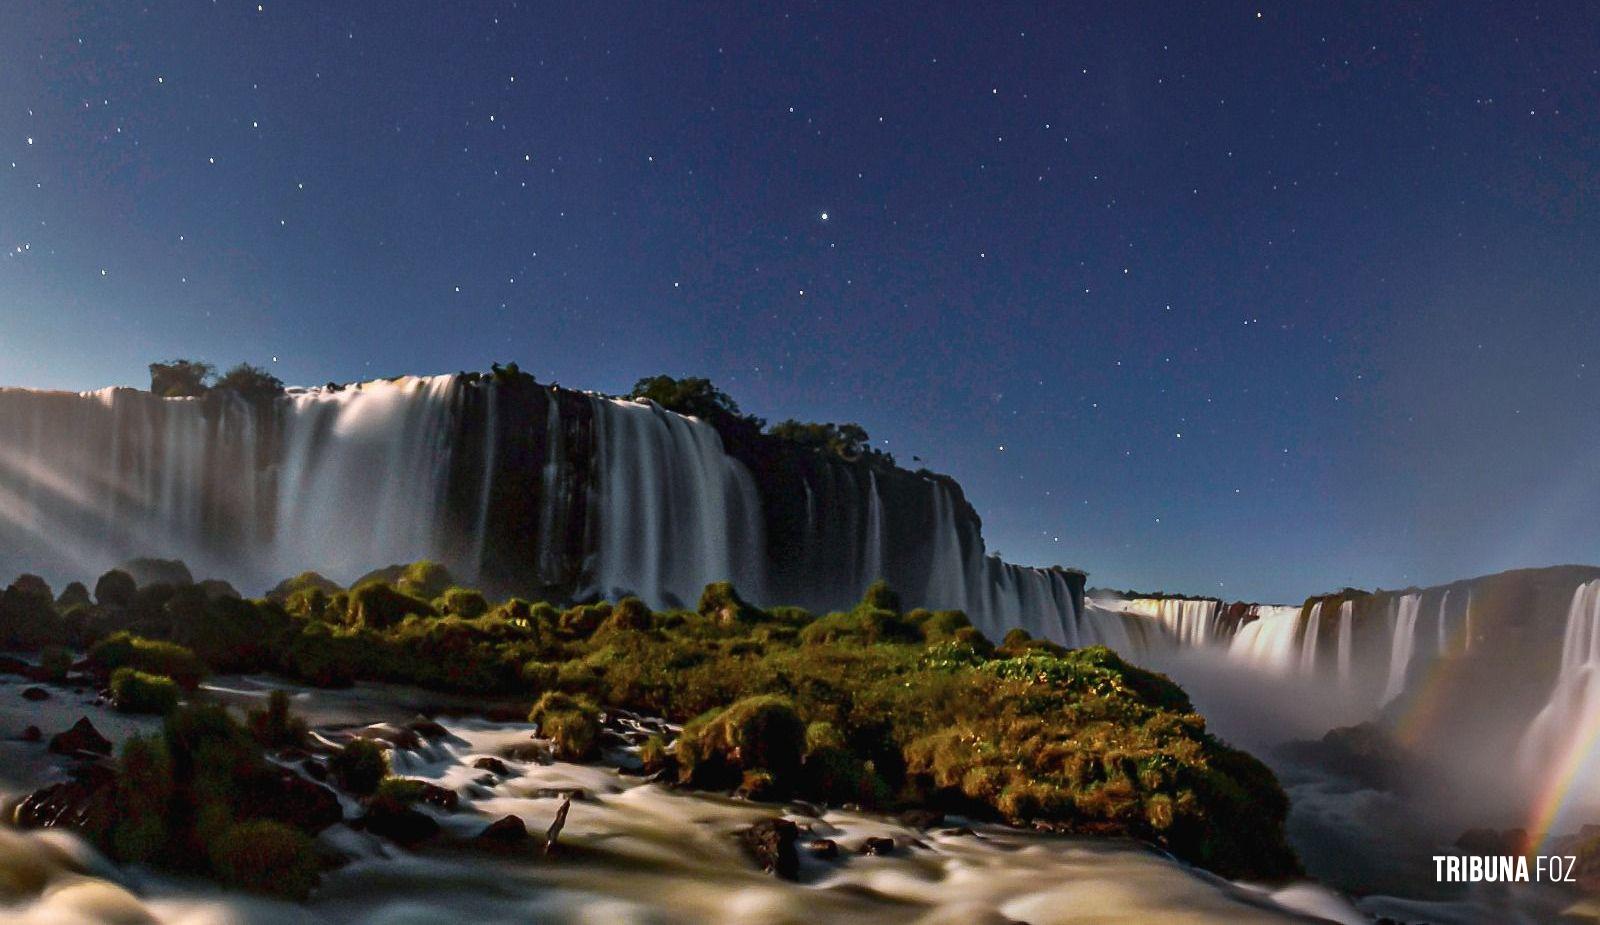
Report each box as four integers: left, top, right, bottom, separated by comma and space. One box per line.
0, 376, 491, 591
1298, 602, 1323, 674
1226, 605, 1307, 676
1120, 598, 1219, 647
1382, 593, 1423, 705
587, 396, 766, 608
1336, 601, 1353, 684
1517, 580, 1600, 815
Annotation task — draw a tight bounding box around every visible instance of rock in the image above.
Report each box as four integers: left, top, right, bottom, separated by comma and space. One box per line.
0, 656, 31, 677
940, 826, 977, 837
860, 835, 897, 856
354, 723, 422, 751
301, 757, 329, 781
21, 686, 49, 702
544, 797, 570, 856
900, 809, 945, 829
415, 781, 459, 812
475, 814, 529, 850
13, 762, 117, 837
500, 741, 553, 763
20, 725, 41, 742
361, 796, 439, 846
806, 837, 839, 859
48, 717, 112, 757
740, 818, 799, 880
406, 716, 450, 740
472, 756, 510, 776
242, 768, 343, 834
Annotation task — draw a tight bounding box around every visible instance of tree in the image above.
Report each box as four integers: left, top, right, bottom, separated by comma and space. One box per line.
629, 376, 750, 423
214, 364, 285, 402
149, 360, 213, 398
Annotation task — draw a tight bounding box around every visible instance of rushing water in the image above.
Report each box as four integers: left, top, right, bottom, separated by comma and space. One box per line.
0, 675, 1371, 925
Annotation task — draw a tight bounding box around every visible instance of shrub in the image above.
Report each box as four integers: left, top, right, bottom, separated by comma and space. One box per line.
94, 569, 138, 607
209, 820, 319, 900
697, 581, 757, 625
397, 561, 453, 601
599, 596, 652, 634
38, 645, 72, 682
528, 691, 601, 760
678, 695, 806, 794
149, 359, 213, 397
0, 578, 63, 649
213, 363, 285, 403
436, 586, 490, 619
348, 582, 435, 630
559, 602, 611, 638
111, 668, 181, 715
56, 581, 93, 609
330, 739, 388, 795
247, 689, 308, 750
639, 734, 672, 774
90, 633, 206, 689
861, 580, 901, 614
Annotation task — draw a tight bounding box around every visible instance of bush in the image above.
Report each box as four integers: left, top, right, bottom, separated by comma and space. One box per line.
38, 645, 72, 682
56, 581, 93, 609
528, 691, 601, 760
111, 668, 181, 715
348, 582, 435, 630
0, 577, 63, 649
94, 569, 138, 608
209, 819, 319, 900
111, 734, 175, 861
213, 363, 285, 403
559, 602, 611, 638
247, 689, 307, 750
329, 739, 388, 795
90, 633, 206, 689
599, 596, 652, 634
678, 695, 806, 794
149, 359, 213, 397
697, 582, 758, 625
436, 587, 489, 619
397, 561, 453, 601
861, 580, 901, 614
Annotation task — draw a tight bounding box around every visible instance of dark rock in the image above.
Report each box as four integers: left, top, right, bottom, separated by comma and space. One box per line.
0, 656, 31, 677
860, 835, 897, 856
740, 818, 799, 880
416, 781, 460, 812
899, 809, 945, 829
806, 837, 839, 859
475, 814, 529, 850
13, 762, 117, 837
301, 757, 329, 781
20, 725, 41, 742
48, 717, 112, 757
242, 768, 343, 834
21, 686, 49, 702
472, 756, 510, 776
361, 796, 439, 846
407, 716, 450, 740
1277, 722, 1407, 792
501, 741, 553, 763
940, 826, 977, 837
544, 797, 571, 856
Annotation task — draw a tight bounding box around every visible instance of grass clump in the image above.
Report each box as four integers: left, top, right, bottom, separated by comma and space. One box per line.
111, 668, 182, 714
330, 739, 389, 795
529, 691, 602, 760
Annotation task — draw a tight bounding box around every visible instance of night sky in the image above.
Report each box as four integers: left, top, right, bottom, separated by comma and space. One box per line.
3, 3, 1598, 602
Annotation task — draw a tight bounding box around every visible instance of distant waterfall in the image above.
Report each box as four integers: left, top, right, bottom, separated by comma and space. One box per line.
1435, 590, 1452, 656
1336, 600, 1354, 683
1298, 602, 1324, 673
1120, 598, 1219, 647
1382, 593, 1424, 705
1517, 580, 1600, 789
586, 396, 765, 608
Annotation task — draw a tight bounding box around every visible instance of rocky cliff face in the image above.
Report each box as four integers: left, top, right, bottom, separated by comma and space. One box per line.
0, 373, 1086, 642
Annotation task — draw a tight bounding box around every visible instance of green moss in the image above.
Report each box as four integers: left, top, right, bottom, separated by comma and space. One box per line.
209, 820, 319, 900
436, 586, 490, 618
348, 582, 436, 630
38, 645, 72, 682
90, 632, 206, 689
111, 668, 181, 714
528, 691, 601, 760
678, 695, 806, 795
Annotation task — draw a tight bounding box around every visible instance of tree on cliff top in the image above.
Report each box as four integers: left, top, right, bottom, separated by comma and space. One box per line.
149, 360, 214, 398
214, 364, 285, 402
629, 376, 756, 426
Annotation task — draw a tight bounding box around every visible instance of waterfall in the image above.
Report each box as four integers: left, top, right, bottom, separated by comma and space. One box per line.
1517, 580, 1600, 801
1436, 590, 1452, 656
536, 390, 568, 584
1383, 592, 1424, 704
1121, 598, 1219, 647
1299, 602, 1323, 673
586, 396, 765, 608
863, 471, 885, 589
1336, 600, 1353, 684
1227, 605, 1306, 675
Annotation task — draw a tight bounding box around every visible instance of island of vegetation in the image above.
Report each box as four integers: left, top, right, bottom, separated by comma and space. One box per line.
0, 560, 1299, 900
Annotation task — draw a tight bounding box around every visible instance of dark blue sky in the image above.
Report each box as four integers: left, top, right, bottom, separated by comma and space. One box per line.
3, 2, 1597, 601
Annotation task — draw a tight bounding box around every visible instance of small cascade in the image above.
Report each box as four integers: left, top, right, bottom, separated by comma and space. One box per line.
1517, 580, 1600, 805
536, 389, 568, 584
1299, 602, 1323, 674
1436, 590, 1452, 656
863, 470, 885, 588
1121, 598, 1220, 647
1336, 600, 1354, 684
1383, 592, 1424, 704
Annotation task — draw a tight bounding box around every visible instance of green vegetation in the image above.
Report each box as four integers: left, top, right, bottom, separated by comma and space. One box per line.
110, 667, 181, 714
149, 359, 214, 398
329, 739, 388, 795
1, 559, 1300, 880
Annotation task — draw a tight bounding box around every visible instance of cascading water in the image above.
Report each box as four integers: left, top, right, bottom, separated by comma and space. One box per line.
1517, 580, 1600, 796
585, 396, 765, 608
1336, 600, 1353, 683
1226, 605, 1307, 676
1298, 602, 1323, 673
1120, 598, 1219, 647
1382, 593, 1423, 705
